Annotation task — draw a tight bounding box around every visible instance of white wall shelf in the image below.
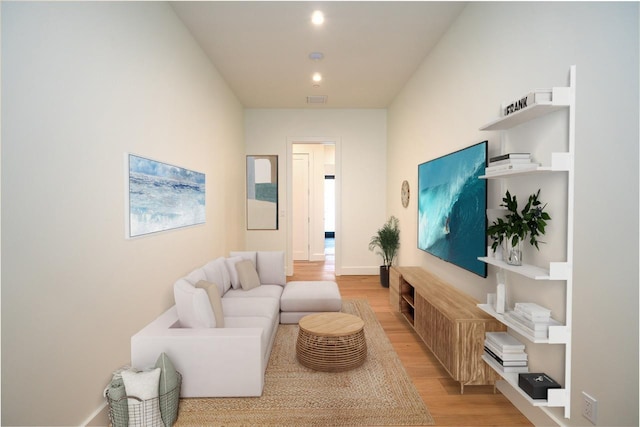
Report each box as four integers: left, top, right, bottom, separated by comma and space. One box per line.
478, 66, 576, 419
477, 258, 570, 281
480, 152, 572, 178
482, 355, 568, 408
480, 87, 571, 131
477, 304, 568, 344
478, 257, 550, 280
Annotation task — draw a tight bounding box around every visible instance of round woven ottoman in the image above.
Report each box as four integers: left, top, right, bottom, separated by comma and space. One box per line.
296, 312, 366, 372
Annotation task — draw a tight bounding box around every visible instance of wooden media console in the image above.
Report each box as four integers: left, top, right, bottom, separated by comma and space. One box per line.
390, 266, 506, 393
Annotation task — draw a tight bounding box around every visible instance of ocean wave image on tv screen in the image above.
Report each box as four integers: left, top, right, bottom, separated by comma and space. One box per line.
418, 142, 486, 277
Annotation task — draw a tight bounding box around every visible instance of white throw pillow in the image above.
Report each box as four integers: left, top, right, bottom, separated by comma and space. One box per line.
236, 260, 261, 290
121, 368, 163, 427
195, 280, 225, 327
225, 256, 244, 289
173, 279, 216, 328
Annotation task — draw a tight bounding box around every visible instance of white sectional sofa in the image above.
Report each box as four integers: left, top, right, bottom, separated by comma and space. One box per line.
131, 251, 286, 398
131, 250, 343, 398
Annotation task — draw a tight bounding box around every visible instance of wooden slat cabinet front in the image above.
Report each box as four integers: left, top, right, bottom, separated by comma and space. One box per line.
389, 266, 401, 312
395, 267, 506, 392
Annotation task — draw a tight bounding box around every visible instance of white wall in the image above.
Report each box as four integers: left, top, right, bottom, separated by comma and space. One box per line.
1, 2, 245, 425
244, 109, 387, 276
388, 2, 638, 426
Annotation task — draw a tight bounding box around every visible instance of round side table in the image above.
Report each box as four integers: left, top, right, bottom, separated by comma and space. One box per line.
296, 312, 366, 372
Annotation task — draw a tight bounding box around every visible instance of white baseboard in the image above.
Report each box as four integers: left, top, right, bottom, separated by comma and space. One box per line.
309, 253, 326, 262
80, 401, 108, 426
338, 266, 379, 275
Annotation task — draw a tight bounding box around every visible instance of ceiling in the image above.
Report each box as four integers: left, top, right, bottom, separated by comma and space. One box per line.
170, 2, 466, 109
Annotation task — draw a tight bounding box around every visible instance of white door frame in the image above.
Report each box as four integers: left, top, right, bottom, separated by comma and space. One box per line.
286, 136, 342, 276
292, 153, 310, 261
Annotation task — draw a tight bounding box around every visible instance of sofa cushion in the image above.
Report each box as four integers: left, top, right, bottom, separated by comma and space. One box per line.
185, 268, 207, 286
195, 280, 225, 328
221, 297, 279, 319
230, 251, 257, 267
236, 260, 261, 290
256, 252, 286, 286
173, 279, 216, 328
280, 281, 342, 312
202, 257, 231, 294
225, 256, 244, 289
224, 285, 284, 300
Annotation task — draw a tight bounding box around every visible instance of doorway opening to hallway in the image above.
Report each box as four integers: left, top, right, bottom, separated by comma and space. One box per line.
289, 139, 339, 276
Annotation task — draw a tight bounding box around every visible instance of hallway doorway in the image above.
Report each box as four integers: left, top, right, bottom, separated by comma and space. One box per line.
288, 138, 340, 276
324, 174, 335, 262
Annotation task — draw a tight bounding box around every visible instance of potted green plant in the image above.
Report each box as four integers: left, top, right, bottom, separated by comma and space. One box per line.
368, 216, 400, 287
487, 190, 551, 265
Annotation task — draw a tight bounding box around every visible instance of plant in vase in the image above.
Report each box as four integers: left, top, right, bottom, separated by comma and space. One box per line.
487, 190, 551, 265
368, 216, 400, 287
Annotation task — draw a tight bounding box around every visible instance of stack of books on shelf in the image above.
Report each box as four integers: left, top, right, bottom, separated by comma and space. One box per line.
484, 332, 529, 374
485, 153, 538, 175
504, 302, 554, 339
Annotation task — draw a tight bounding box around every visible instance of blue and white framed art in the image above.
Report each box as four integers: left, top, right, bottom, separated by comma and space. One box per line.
127, 154, 205, 237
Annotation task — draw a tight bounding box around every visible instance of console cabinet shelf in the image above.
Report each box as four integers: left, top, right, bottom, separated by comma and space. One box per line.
390, 266, 506, 393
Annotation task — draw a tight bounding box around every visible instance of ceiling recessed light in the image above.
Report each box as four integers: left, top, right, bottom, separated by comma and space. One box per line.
311, 10, 324, 26
309, 52, 324, 61
312, 72, 322, 83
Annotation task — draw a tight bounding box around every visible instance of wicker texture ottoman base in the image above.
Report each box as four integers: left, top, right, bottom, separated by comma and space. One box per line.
296, 313, 366, 372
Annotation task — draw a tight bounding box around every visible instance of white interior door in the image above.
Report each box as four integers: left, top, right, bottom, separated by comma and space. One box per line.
292, 153, 309, 260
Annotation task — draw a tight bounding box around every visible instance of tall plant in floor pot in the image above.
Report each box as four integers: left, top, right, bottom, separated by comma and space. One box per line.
487, 190, 551, 265
368, 216, 400, 287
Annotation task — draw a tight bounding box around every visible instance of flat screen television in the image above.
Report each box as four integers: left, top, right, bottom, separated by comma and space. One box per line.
417, 141, 487, 277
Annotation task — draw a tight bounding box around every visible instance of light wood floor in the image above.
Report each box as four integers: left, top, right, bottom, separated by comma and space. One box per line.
290, 259, 533, 427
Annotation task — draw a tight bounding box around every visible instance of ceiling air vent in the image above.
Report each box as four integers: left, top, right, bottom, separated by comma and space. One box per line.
306, 95, 327, 105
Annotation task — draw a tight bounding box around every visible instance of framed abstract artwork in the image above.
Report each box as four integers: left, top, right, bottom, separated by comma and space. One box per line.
127, 154, 205, 237
246, 155, 278, 230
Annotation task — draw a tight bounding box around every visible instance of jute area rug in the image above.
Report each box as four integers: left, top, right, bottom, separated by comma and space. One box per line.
175, 299, 434, 426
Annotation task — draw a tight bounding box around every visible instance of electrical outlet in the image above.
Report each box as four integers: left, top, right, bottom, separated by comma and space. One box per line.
582, 391, 598, 424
